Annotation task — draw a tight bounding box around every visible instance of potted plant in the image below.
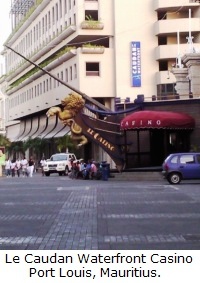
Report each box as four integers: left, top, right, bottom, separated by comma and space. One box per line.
81, 43, 105, 54
81, 15, 104, 30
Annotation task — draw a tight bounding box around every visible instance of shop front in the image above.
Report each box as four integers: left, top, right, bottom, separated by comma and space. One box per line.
120, 110, 195, 168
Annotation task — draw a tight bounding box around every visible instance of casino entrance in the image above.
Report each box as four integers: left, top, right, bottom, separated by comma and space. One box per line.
120, 110, 195, 168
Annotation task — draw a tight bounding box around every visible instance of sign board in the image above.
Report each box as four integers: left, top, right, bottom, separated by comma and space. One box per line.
131, 41, 141, 87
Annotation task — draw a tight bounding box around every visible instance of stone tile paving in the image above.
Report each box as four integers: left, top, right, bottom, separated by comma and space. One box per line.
0, 177, 200, 249
37, 188, 98, 250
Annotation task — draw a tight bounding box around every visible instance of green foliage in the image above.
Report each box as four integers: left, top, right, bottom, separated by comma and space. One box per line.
83, 15, 102, 28
8, 46, 76, 90
55, 135, 76, 153
5, 0, 43, 44
86, 15, 94, 21
0, 135, 11, 147
82, 43, 104, 48
23, 137, 49, 154
6, 141, 25, 159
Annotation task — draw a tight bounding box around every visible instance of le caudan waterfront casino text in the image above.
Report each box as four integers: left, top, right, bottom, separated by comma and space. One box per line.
4, 252, 194, 279
5, 252, 193, 264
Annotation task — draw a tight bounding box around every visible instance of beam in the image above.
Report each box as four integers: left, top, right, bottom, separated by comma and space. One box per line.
5, 45, 110, 112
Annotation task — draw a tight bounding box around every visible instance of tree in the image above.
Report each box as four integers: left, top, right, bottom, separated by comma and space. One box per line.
23, 137, 49, 156
55, 135, 76, 153
0, 134, 11, 147
6, 141, 25, 159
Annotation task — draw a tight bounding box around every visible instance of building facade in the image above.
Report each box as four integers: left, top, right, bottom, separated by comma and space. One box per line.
0, 0, 200, 166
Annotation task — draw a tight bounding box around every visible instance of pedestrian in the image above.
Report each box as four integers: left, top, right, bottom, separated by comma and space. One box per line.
90, 161, 97, 179
5, 158, 11, 177
76, 160, 83, 179
15, 158, 21, 177
27, 156, 35, 177
21, 156, 28, 177
40, 157, 46, 176
10, 159, 16, 177
83, 160, 91, 180
70, 160, 77, 179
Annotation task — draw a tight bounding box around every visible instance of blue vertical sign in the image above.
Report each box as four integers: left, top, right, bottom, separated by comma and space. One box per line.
131, 41, 141, 87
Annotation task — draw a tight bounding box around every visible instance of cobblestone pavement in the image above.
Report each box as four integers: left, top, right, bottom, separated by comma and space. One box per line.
0, 175, 200, 250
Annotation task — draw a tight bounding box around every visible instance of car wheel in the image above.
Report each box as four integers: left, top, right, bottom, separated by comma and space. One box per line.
167, 172, 181, 184
64, 166, 69, 176
45, 172, 50, 176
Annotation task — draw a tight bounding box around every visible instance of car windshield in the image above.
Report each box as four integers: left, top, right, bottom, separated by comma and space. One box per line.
51, 155, 67, 161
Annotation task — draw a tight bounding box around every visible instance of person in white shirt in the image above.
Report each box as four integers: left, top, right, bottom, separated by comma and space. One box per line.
21, 157, 28, 177
40, 157, 46, 176
27, 156, 34, 177
15, 158, 21, 177
5, 158, 11, 177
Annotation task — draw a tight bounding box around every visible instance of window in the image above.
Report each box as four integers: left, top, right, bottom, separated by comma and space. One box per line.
56, 3, 58, 21
157, 84, 176, 100
65, 68, 68, 82
70, 66, 72, 80
74, 64, 77, 78
64, 0, 67, 13
46, 79, 49, 91
52, 7, 55, 24
43, 81, 46, 93
170, 156, 178, 164
157, 12, 167, 20
37, 84, 39, 96
39, 22, 41, 37
48, 11, 51, 28
33, 26, 36, 42
158, 36, 167, 46
59, 0, 62, 17
42, 17, 44, 34
85, 10, 98, 21
86, 62, 100, 76
180, 155, 195, 164
159, 61, 168, 71
45, 14, 48, 31
57, 73, 60, 86
49, 78, 52, 89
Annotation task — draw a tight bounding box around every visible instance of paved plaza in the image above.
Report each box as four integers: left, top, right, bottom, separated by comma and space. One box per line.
0, 174, 200, 250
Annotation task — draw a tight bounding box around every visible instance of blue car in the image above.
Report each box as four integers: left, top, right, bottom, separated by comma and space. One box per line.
162, 153, 200, 184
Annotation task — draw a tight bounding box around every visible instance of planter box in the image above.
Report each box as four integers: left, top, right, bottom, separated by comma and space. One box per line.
81, 47, 105, 54
81, 21, 104, 30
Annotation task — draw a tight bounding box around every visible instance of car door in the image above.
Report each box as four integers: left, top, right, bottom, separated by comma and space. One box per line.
193, 154, 200, 178
179, 154, 200, 179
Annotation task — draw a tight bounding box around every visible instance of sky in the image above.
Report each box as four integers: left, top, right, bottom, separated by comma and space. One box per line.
0, 1, 12, 72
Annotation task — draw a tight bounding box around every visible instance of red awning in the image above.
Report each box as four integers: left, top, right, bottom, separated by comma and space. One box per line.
120, 110, 195, 130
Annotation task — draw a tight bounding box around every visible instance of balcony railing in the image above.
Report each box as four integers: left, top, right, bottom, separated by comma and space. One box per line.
154, 18, 200, 36
154, 0, 200, 10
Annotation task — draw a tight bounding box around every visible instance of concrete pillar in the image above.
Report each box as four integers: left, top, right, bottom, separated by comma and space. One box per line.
171, 68, 189, 97
182, 53, 200, 97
